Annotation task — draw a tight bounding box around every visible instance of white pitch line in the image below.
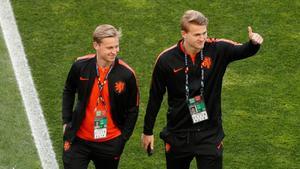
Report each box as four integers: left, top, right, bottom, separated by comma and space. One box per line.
0, 0, 59, 168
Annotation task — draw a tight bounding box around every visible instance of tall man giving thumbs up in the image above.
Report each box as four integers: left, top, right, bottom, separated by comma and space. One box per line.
142, 10, 263, 169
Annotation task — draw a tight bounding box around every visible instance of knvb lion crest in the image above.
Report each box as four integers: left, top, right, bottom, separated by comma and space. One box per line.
201, 56, 212, 69
114, 81, 126, 94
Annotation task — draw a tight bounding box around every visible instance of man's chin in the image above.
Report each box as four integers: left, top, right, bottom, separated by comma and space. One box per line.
197, 45, 204, 49
109, 58, 116, 62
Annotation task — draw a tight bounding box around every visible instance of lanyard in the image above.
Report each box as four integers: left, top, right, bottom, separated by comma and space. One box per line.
184, 50, 204, 102
95, 63, 114, 109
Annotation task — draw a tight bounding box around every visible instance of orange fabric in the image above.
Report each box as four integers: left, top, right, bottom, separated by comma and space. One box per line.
190, 54, 196, 64
180, 41, 196, 64
216, 38, 242, 45
165, 143, 171, 152
76, 66, 121, 142
76, 53, 95, 61
205, 38, 216, 43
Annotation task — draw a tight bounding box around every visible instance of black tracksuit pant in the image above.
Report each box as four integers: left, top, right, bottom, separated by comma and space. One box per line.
166, 152, 222, 169
162, 127, 224, 169
63, 135, 125, 169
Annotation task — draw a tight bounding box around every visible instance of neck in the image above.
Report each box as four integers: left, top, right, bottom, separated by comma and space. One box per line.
183, 41, 201, 56
96, 56, 113, 68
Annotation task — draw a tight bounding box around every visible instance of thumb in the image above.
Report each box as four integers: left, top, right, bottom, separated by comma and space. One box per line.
248, 26, 253, 37
150, 138, 154, 149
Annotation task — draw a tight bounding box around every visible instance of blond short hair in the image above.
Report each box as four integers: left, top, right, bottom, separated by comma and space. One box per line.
93, 24, 121, 43
180, 10, 208, 32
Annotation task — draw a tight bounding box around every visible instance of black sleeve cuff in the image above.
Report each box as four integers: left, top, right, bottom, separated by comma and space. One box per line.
143, 129, 153, 135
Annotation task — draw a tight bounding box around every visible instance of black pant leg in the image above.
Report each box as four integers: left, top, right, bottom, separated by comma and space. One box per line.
195, 154, 223, 169
165, 151, 194, 169
90, 135, 125, 169
93, 158, 120, 169
63, 139, 91, 169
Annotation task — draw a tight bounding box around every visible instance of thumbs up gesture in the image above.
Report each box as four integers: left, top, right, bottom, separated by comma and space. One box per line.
248, 26, 263, 45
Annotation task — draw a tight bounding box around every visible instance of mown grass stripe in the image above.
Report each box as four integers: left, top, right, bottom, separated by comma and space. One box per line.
0, 0, 58, 168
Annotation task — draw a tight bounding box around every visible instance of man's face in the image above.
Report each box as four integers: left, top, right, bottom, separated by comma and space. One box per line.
93, 37, 119, 64
182, 24, 207, 50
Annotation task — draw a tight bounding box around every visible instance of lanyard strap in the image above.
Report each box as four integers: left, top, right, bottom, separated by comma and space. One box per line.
95, 63, 114, 108
184, 50, 204, 102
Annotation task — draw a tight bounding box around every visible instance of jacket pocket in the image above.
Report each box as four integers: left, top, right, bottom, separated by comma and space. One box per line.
171, 134, 187, 147
160, 128, 187, 147
159, 127, 170, 142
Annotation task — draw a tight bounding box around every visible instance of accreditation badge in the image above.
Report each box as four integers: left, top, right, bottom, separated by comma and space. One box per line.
94, 110, 107, 139
188, 95, 208, 123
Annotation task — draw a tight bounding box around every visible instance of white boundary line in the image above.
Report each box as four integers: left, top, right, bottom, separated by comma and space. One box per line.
0, 0, 59, 168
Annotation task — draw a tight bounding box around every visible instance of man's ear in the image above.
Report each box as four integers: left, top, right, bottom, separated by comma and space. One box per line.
181, 30, 187, 39
93, 41, 99, 50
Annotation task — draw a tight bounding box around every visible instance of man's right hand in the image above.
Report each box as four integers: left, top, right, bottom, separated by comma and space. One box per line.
141, 134, 154, 152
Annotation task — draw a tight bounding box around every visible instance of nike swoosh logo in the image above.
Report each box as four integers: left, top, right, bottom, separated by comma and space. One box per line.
80, 77, 89, 81
173, 67, 184, 73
